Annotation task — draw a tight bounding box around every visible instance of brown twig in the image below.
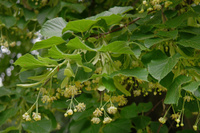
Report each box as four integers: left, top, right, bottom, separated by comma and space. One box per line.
89, 17, 141, 39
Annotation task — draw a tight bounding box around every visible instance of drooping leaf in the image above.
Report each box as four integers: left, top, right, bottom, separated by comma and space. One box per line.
113, 77, 131, 96
148, 53, 180, 81
22, 119, 52, 133
177, 35, 200, 50
0, 126, 18, 133
150, 122, 168, 133
48, 45, 66, 59
0, 87, 12, 97
0, 105, 6, 112
0, 108, 18, 126
31, 37, 66, 51
41, 17, 67, 37
19, 70, 35, 82
37, 56, 58, 65
14, 54, 48, 69
144, 38, 171, 48
69, 119, 88, 133
182, 81, 200, 93
130, 32, 154, 41
102, 77, 116, 92
137, 102, 153, 113
166, 11, 197, 28
179, 27, 200, 35
164, 75, 191, 104
66, 37, 95, 51
156, 30, 178, 39
28, 71, 51, 81
110, 68, 148, 81
75, 63, 95, 82
108, 6, 133, 14
63, 19, 97, 33
0, 15, 16, 28
23, 8, 35, 20
17, 17, 28, 29
120, 103, 138, 118
132, 116, 151, 129
82, 124, 101, 133
61, 2, 86, 13
1, 1, 13, 8
103, 119, 132, 133
99, 41, 135, 55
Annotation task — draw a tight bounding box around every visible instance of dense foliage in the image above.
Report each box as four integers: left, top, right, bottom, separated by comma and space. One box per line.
1, 0, 200, 133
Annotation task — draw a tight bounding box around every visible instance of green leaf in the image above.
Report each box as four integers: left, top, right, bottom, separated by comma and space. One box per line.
132, 116, 151, 129
137, 102, 153, 113
31, 37, 66, 51
113, 77, 131, 96
150, 122, 168, 133
103, 119, 132, 133
0, 108, 18, 126
19, 70, 35, 82
37, 8, 51, 25
82, 124, 101, 133
41, 17, 67, 37
0, 87, 12, 97
182, 81, 200, 93
164, 75, 191, 104
14, 54, 48, 69
64, 68, 75, 77
99, 41, 134, 55
87, 10, 123, 25
156, 30, 178, 39
67, 37, 95, 51
0, 126, 18, 133
37, 56, 58, 65
144, 38, 171, 48
63, 19, 97, 33
177, 35, 200, 50
22, 119, 52, 133
179, 27, 200, 35
61, 2, 86, 13
48, 45, 66, 59
23, 8, 35, 21
17, 17, 28, 29
0, 105, 6, 112
0, 15, 16, 28
108, 6, 133, 14
1, 1, 13, 8
166, 11, 197, 28
28, 71, 51, 81
130, 32, 154, 41
75, 63, 95, 82
110, 68, 148, 81
69, 119, 88, 133
148, 53, 180, 81
47, 3, 61, 19
120, 103, 138, 118
61, 77, 69, 88
102, 77, 116, 92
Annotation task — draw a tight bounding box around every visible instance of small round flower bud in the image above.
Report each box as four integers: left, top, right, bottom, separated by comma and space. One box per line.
67, 109, 73, 115
107, 106, 117, 114
193, 125, 197, 131
103, 117, 112, 124
91, 117, 101, 124
64, 113, 68, 117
